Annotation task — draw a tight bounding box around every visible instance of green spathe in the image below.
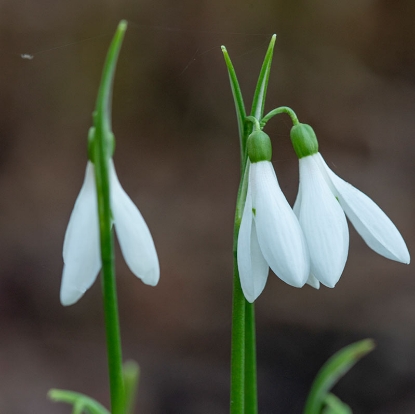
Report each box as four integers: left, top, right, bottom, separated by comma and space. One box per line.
290, 123, 319, 158
247, 130, 272, 163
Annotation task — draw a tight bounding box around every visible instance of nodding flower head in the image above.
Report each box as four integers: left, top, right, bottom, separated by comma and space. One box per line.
60, 160, 159, 306
237, 130, 310, 302
291, 123, 410, 289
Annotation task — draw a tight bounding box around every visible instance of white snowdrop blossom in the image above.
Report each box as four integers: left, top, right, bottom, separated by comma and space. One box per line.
61, 160, 159, 306
237, 131, 310, 302
291, 124, 410, 289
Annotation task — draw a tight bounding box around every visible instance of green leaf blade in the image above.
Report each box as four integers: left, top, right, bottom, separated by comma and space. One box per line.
250, 35, 276, 121
303, 339, 375, 414
221, 46, 247, 165
48, 389, 110, 414
323, 393, 353, 414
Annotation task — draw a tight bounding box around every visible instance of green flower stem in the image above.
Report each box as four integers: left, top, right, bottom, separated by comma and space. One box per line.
231, 161, 250, 414
230, 260, 246, 414
244, 302, 258, 414
246, 116, 261, 132
93, 21, 128, 414
260, 106, 299, 128
240, 119, 258, 414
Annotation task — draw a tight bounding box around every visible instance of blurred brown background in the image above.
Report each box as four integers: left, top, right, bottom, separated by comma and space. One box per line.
0, 0, 415, 413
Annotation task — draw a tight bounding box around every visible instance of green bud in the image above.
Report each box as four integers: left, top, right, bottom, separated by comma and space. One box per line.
290, 123, 319, 158
247, 130, 272, 163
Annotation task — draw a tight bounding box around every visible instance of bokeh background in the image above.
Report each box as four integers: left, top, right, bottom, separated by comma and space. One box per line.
0, 1, 415, 413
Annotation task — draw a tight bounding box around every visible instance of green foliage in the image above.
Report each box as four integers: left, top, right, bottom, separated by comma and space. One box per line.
48, 389, 110, 414
221, 35, 276, 168
123, 360, 140, 414
303, 339, 375, 414
322, 394, 352, 414
222, 35, 276, 414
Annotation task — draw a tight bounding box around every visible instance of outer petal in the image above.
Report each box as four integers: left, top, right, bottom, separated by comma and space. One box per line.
61, 162, 101, 306
317, 153, 410, 264
294, 189, 320, 289
252, 161, 310, 287
306, 274, 320, 289
293, 186, 302, 217
237, 182, 269, 303
297, 155, 349, 287
110, 161, 160, 286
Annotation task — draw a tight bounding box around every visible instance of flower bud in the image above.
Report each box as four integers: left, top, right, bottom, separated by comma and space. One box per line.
290, 123, 318, 158
247, 130, 272, 163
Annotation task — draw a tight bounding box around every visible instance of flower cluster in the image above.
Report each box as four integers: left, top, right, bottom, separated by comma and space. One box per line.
237, 125, 409, 302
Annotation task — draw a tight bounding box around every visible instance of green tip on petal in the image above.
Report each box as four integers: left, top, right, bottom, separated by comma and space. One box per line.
290, 123, 319, 159
247, 130, 272, 163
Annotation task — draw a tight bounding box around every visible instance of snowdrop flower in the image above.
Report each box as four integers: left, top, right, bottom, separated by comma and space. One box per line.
291, 123, 410, 289
61, 159, 159, 306
237, 130, 310, 302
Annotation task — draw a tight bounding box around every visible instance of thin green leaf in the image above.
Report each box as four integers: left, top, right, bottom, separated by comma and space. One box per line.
250, 35, 276, 121
123, 360, 140, 414
221, 46, 247, 165
303, 339, 375, 414
94, 20, 127, 134
322, 394, 352, 414
48, 389, 110, 414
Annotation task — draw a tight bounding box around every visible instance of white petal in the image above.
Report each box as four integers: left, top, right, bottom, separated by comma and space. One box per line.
297, 155, 349, 287
317, 154, 410, 264
61, 162, 101, 306
293, 186, 302, 217
110, 161, 160, 286
252, 161, 310, 287
306, 274, 320, 289
237, 183, 269, 302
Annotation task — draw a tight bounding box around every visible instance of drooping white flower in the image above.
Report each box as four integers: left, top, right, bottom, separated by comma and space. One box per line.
61, 160, 159, 306
291, 123, 410, 289
237, 131, 310, 302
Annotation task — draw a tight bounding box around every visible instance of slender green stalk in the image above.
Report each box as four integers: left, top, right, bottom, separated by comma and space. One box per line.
230, 260, 246, 414
231, 161, 250, 414
246, 116, 261, 132
244, 303, 257, 414
93, 21, 128, 414
260, 106, 299, 128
